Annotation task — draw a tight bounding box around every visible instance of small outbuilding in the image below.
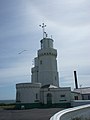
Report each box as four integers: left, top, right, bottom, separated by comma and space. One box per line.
73, 87, 90, 100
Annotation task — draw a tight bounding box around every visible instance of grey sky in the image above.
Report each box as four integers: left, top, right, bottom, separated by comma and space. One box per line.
0, 0, 90, 100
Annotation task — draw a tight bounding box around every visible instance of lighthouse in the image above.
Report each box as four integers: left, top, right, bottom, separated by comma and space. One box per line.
31, 38, 59, 87
16, 23, 71, 108
31, 23, 59, 87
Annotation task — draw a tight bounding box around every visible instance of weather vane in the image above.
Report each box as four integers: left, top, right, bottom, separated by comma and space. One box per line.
39, 23, 46, 38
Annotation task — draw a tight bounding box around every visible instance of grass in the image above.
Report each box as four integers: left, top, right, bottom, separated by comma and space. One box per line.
0, 103, 16, 110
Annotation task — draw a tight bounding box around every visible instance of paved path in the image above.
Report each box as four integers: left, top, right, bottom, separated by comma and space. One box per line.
0, 108, 63, 120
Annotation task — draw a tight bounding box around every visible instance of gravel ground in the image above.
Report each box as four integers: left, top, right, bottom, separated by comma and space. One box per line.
0, 108, 63, 120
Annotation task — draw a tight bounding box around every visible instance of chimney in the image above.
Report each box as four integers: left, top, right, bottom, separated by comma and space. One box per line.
74, 71, 78, 89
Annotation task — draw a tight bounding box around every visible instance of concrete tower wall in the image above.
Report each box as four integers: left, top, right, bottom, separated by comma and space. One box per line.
34, 57, 38, 66
38, 49, 59, 86
31, 57, 38, 83
31, 66, 38, 83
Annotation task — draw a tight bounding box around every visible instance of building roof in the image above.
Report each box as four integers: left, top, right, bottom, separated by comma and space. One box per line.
16, 82, 41, 88
73, 87, 90, 94
41, 84, 58, 88
71, 91, 81, 94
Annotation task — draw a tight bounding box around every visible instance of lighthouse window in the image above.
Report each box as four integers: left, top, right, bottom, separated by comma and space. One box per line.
60, 95, 66, 101
36, 93, 38, 99
75, 96, 78, 100
40, 60, 42, 64
61, 95, 65, 97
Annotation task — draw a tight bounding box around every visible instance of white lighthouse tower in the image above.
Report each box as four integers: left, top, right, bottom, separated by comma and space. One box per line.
31, 23, 59, 87
16, 23, 71, 108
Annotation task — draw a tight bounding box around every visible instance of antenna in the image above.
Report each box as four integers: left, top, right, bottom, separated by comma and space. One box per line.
39, 23, 46, 38
44, 32, 48, 38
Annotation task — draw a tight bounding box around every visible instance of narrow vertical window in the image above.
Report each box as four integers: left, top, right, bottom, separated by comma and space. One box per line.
40, 60, 42, 64
36, 93, 38, 99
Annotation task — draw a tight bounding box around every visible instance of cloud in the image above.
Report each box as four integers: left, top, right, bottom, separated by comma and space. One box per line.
0, 58, 32, 77
30, 0, 90, 26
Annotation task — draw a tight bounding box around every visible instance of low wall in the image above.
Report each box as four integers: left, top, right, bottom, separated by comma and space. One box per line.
50, 104, 90, 120
71, 100, 90, 107
16, 102, 70, 109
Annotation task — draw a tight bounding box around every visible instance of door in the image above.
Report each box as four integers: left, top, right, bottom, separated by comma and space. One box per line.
47, 93, 52, 106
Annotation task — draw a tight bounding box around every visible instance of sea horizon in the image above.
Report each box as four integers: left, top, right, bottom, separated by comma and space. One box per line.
0, 100, 16, 104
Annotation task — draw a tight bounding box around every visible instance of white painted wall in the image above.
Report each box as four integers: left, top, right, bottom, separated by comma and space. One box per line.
16, 83, 41, 103
40, 87, 71, 104
40, 38, 53, 49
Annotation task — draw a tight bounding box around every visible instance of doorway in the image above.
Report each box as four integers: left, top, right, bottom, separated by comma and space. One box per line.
47, 93, 52, 105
